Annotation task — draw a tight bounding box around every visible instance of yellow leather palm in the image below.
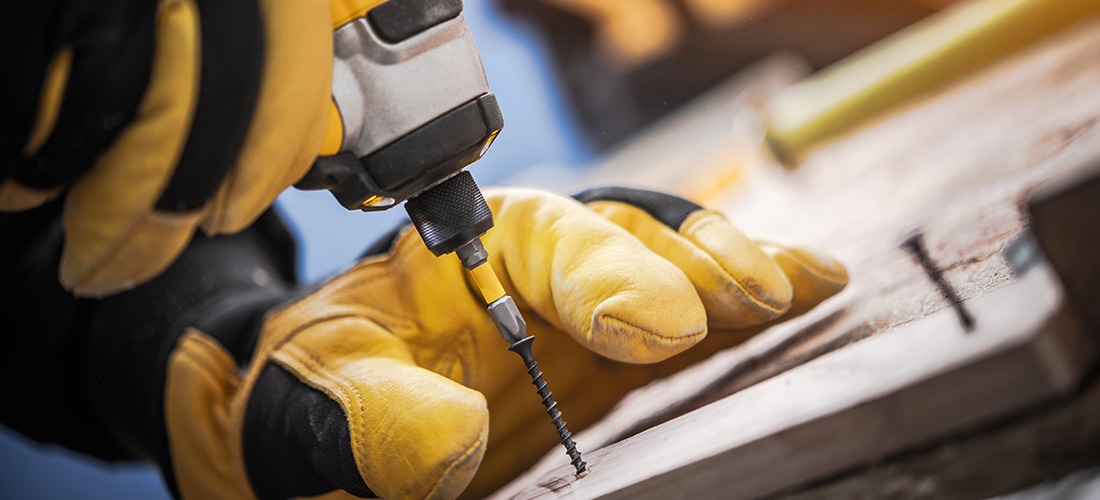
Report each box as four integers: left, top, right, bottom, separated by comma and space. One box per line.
164, 188, 847, 500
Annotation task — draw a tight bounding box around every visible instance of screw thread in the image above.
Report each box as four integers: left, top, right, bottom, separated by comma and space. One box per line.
523, 357, 587, 474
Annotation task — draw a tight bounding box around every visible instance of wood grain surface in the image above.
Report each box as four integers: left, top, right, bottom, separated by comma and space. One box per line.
505, 261, 1094, 500
489, 15, 1100, 500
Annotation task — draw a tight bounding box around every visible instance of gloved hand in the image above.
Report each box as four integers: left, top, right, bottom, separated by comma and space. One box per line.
164, 187, 847, 500
1, 0, 340, 296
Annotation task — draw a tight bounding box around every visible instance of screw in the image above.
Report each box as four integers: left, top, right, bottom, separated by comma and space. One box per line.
474, 255, 587, 476
508, 336, 587, 475
902, 232, 974, 332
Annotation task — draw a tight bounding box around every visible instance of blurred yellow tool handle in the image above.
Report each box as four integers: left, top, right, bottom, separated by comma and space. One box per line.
764, 0, 1100, 166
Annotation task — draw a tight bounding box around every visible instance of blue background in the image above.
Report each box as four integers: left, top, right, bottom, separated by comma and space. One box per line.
0, 1, 592, 497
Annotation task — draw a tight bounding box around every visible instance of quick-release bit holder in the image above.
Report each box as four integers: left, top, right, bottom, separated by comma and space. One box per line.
405, 171, 495, 256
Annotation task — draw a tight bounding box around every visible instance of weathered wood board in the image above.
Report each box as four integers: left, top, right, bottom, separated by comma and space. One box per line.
490, 14, 1100, 500
504, 261, 1093, 500
777, 350, 1100, 500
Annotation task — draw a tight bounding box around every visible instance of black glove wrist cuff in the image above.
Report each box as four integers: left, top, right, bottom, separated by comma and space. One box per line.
0, 206, 298, 499
82, 212, 297, 495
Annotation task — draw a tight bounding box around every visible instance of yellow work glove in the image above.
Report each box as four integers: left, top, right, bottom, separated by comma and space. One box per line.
165, 187, 847, 500
2, 0, 341, 297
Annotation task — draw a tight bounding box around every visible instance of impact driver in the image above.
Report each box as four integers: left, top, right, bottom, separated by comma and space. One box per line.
294, 0, 587, 475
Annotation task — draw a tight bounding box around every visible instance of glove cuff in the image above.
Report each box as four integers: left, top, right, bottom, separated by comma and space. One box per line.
0, 206, 297, 497
85, 211, 296, 493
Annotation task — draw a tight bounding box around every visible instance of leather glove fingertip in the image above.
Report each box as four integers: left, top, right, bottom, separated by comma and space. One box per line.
61, 210, 201, 297
488, 189, 708, 364
575, 187, 794, 329
756, 241, 849, 314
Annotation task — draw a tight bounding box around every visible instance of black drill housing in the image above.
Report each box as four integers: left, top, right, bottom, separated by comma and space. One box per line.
296, 93, 503, 212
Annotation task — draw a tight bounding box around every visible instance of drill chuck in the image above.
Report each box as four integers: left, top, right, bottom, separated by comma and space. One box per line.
405, 170, 494, 256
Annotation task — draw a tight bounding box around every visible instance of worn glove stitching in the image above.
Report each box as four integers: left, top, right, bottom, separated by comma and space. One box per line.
273, 318, 487, 500
176, 343, 230, 386
256, 313, 364, 366
264, 298, 415, 358
178, 331, 237, 376
271, 343, 376, 494
596, 314, 707, 346
272, 314, 418, 474
258, 253, 401, 321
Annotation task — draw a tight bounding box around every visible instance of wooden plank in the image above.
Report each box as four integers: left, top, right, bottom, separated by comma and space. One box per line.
775, 362, 1100, 500
768, 169, 1100, 500
490, 17, 1100, 499
503, 262, 1095, 500
1029, 170, 1100, 332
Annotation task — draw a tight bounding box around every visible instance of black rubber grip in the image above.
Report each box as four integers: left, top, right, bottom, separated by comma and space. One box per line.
367, 0, 462, 43
404, 171, 493, 256
574, 187, 702, 231
296, 93, 503, 211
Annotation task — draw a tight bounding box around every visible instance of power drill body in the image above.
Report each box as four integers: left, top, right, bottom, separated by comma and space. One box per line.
297, 0, 502, 257
295, 0, 587, 473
